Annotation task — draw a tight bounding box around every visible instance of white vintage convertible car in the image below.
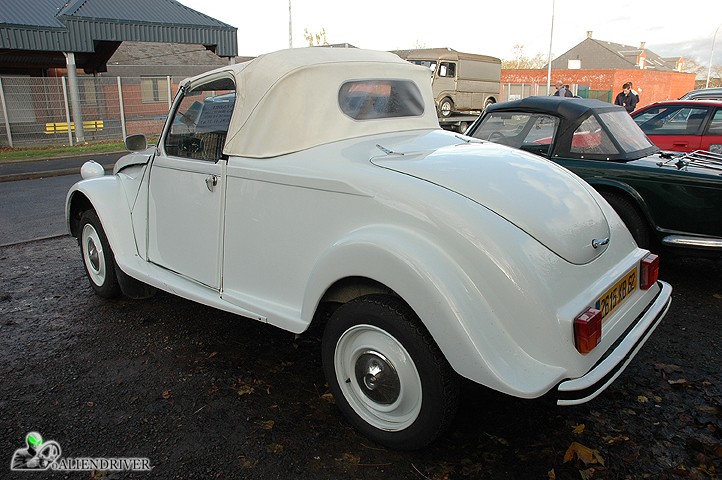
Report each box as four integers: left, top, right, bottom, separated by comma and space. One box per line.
66, 48, 672, 450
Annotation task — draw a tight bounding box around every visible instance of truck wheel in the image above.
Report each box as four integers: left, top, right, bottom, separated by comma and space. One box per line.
322, 294, 459, 450
457, 122, 470, 134
600, 191, 651, 249
438, 97, 453, 117
79, 210, 121, 298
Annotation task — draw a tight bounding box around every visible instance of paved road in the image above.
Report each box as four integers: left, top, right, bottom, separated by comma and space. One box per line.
0, 152, 123, 182
0, 174, 81, 245
0, 152, 125, 245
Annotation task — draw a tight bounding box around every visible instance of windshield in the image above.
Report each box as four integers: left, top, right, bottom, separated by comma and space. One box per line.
470, 111, 559, 157
409, 60, 438, 72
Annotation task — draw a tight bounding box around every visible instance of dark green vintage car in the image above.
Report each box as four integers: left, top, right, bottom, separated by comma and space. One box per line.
467, 96, 722, 256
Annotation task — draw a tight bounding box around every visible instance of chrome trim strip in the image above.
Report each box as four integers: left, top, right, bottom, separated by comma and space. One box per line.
662, 235, 722, 250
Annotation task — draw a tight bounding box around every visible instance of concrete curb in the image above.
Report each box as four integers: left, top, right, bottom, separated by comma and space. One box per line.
0, 164, 113, 183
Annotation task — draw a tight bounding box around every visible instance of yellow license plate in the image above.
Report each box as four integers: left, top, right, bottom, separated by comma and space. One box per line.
595, 267, 638, 320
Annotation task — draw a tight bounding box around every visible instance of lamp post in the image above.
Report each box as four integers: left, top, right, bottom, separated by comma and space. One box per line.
288, 0, 293, 48
706, 24, 721, 89
546, 0, 555, 95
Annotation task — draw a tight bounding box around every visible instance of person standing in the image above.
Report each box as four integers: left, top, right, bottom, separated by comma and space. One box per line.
629, 81, 640, 105
553, 81, 573, 97
614, 82, 638, 113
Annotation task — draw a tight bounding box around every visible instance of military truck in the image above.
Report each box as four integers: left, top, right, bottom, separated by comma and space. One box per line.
393, 48, 501, 132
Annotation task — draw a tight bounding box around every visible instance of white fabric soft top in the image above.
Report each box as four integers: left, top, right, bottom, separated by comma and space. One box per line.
179, 47, 440, 158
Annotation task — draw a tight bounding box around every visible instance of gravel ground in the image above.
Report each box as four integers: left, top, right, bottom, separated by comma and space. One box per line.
1, 236, 720, 479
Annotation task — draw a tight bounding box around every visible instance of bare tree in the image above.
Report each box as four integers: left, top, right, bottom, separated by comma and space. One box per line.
681, 57, 722, 89
501, 44, 546, 69
303, 28, 329, 47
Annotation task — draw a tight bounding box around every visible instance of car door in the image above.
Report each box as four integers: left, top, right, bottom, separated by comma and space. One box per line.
700, 107, 722, 153
147, 76, 236, 289
634, 105, 708, 152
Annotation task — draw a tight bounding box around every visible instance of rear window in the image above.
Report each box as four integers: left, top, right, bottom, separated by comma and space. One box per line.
339, 80, 424, 120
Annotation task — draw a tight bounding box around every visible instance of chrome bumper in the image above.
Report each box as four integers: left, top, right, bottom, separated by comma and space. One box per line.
557, 281, 672, 406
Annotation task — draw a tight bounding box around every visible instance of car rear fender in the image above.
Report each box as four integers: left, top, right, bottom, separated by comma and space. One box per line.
587, 178, 658, 230
302, 224, 565, 398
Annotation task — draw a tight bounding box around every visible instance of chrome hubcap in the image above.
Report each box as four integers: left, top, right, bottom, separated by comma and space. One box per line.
87, 237, 100, 271
355, 351, 400, 405
81, 223, 106, 286
334, 324, 422, 431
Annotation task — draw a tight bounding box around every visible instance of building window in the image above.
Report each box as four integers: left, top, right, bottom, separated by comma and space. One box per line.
141, 77, 169, 104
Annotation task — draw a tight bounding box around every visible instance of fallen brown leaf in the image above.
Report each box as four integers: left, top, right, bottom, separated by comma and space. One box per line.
563, 441, 605, 466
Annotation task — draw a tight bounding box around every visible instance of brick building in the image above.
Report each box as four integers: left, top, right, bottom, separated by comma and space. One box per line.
501, 32, 696, 107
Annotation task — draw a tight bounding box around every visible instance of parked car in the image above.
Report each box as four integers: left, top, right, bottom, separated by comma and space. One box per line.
631, 100, 722, 153
467, 96, 722, 255
66, 49, 671, 450
679, 87, 722, 101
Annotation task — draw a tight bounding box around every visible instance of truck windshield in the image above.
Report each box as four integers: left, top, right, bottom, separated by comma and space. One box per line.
409, 60, 437, 72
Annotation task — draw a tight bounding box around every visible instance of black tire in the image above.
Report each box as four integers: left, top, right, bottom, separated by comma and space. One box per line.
600, 191, 651, 249
79, 210, 121, 298
483, 98, 495, 110
457, 121, 469, 134
321, 294, 459, 450
438, 97, 453, 118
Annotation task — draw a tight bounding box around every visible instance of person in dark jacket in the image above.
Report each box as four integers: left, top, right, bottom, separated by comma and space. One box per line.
553, 81, 573, 97
614, 82, 638, 113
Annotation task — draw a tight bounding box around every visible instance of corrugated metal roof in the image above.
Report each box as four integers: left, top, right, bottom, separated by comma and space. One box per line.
0, 0, 237, 58
59, 0, 233, 29
0, 0, 66, 28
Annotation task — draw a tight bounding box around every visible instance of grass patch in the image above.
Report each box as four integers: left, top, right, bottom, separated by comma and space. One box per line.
0, 141, 127, 162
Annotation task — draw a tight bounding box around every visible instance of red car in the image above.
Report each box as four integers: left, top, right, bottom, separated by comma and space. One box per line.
632, 100, 722, 153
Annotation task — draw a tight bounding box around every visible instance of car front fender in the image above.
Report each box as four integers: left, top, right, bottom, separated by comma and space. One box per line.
66, 175, 138, 262
302, 224, 566, 398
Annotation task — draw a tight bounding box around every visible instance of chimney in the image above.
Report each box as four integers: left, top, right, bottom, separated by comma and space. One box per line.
587, 31, 593, 39
640, 41, 646, 50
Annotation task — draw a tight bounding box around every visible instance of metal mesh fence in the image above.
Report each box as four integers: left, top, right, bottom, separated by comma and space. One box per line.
501, 83, 612, 102
0, 76, 183, 148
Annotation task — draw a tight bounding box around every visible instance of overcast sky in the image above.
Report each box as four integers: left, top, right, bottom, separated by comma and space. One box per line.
180, 0, 722, 66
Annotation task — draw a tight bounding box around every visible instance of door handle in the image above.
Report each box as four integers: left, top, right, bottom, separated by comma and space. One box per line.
205, 175, 218, 192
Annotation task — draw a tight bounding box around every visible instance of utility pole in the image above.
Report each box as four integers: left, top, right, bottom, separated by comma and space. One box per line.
546, 0, 555, 96
288, 0, 293, 48
706, 24, 720, 89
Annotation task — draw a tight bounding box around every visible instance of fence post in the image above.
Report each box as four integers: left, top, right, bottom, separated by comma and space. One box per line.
61, 77, 73, 146
117, 77, 127, 141
167, 76, 172, 110
0, 78, 13, 148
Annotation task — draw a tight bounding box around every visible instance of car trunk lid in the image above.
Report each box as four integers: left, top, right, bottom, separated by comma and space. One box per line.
372, 141, 611, 265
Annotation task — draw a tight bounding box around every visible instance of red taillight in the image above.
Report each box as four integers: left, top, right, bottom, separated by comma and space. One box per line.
574, 307, 602, 354
640, 253, 659, 290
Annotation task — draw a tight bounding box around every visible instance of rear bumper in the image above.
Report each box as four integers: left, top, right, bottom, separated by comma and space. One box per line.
557, 280, 672, 406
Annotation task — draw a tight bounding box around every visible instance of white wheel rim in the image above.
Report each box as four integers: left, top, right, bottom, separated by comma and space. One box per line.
81, 223, 106, 287
441, 102, 451, 115
334, 324, 422, 432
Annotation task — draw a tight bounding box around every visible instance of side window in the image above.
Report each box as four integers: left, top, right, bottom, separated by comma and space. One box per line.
634, 106, 708, 135
438, 62, 456, 78
570, 115, 618, 155
163, 77, 236, 161
707, 109, 722, 135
